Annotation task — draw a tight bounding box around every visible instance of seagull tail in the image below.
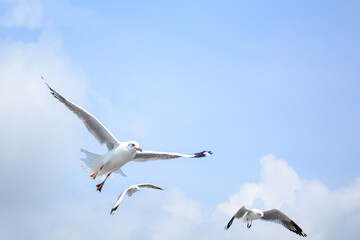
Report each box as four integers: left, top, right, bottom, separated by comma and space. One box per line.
80, 148, 105, 179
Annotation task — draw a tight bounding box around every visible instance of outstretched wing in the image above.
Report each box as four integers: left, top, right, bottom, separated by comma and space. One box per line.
234, 205, 249, 218
138, 183, 163, 190
110, 187, 132, 214
224, 205, 249, 230
262, 209, 307, 237
44, 81, 120, 150
132, 150, 212, 162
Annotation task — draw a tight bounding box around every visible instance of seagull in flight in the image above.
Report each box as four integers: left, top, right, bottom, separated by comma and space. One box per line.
225, 205, 307, 237
43, 81, 212, 192
110, 183, 163, 214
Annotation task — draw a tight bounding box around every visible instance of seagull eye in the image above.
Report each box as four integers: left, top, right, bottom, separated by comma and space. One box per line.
132, 144, 135, 147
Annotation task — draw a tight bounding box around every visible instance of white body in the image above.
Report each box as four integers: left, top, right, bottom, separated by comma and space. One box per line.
96, 144, 137, 178
242, 209, 263, 222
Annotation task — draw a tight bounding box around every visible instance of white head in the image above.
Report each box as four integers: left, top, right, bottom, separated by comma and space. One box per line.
127, 141, 142, 152
254, 209, 264, 219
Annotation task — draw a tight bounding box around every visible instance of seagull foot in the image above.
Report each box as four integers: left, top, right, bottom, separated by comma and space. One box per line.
96, 182, 104, 192
90, 172, 97, 179
90, 165, 103, 179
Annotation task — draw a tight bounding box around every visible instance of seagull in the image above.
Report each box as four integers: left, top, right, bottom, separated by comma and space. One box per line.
43, 81, 212, 192
110, 183, 163, 214
224, 205, 307, 237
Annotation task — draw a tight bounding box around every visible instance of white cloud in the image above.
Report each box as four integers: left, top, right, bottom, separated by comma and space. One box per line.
217, 154, 302, 215
162, 188, 202, 221
1, 0, 43, 29
0, 29, 88, 239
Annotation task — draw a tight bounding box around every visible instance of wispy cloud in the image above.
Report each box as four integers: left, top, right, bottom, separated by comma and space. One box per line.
1, 0, 43, 29
0, 27, 88, 240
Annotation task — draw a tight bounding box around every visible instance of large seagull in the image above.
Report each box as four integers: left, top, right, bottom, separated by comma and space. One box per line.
44, 81, 212, 192
225, 205, 307, 237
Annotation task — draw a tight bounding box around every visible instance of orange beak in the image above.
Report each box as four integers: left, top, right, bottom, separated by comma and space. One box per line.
136, 147, 143, 152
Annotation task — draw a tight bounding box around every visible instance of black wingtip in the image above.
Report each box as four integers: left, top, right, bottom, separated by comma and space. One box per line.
41, 77, 52, 91
290, 220, 307, 237
224, 216, 235, 230
42, 79, 63, 101
299, 230, 307, 237
193, 150, 213, 158
110, 205, 119, 215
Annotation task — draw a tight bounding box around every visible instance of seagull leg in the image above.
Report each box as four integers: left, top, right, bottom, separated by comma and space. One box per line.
90, 165, 104, 179
96, 172, 112, 192
247, 220, 252, 229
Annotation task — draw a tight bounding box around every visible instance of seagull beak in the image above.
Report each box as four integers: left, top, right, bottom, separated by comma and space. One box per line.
136, 147, 143, 152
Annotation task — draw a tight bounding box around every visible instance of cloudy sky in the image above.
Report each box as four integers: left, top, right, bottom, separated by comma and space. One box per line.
1, 0, 360, 239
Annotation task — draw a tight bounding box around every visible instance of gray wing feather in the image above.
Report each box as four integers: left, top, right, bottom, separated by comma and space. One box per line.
133, 150, 212, 162
138, 183, 163, 190
234, 205, 249, 218
224, 205, 248, 230
44, 82, 119, 150
262, 209, 307, 237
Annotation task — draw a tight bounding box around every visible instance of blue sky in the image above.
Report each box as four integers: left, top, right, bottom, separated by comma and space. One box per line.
1, 0, 360, 239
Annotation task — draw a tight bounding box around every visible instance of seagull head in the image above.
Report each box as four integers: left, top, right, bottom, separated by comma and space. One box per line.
127, 141, 142, 152
255, 210, 264, 219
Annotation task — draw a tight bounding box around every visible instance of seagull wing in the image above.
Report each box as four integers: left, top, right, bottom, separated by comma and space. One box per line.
132, 150, 212, 162
262, 209, 307, 237
110, 184, 163, 214
44, 82, 120, 150
110, 186, 132, 214
225, 205, 249, 230
138, 183, 163, 191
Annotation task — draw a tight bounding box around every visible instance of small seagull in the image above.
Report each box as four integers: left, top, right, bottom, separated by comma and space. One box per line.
225, 205, 307, 237
43, 80, 212, 192
110, 183, 163, 214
